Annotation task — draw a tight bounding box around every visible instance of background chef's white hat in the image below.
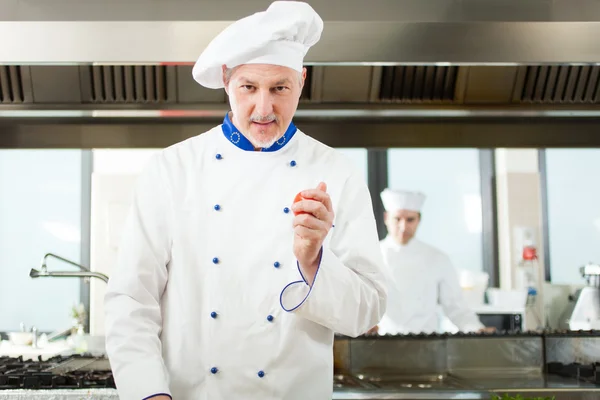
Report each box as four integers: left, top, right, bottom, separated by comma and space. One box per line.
192, 1, 323, 89
380, 188, 426, 213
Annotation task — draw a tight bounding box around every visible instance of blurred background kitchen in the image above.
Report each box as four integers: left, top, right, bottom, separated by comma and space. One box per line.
1, 0, 599, 366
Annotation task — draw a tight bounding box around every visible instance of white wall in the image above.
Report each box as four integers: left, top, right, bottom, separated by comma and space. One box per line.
495, 149, 546, 329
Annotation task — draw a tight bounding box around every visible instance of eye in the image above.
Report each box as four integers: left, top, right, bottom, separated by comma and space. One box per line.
241, 85, 255, 91
274, 86, 288, 92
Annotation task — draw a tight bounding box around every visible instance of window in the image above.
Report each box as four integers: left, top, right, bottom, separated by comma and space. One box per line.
386, 149, 484, 272
544, 149, 600, 285
0, 150, 84, 332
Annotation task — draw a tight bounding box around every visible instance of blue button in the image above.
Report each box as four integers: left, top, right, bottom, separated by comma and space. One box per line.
213, 257, 219, 264
214, 204, 221, 211
258, 370, 265, 378
283, 207, 290, 213
211, 311, 217, 319
290, 160, 297, 167
211, 367, 218, 374
273, 261, 280, 268
215, 154, 222, 160
267, 315, 274, 322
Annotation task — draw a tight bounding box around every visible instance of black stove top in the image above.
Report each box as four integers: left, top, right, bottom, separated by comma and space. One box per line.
0, 354, 115, 390
547, 362, 600, 385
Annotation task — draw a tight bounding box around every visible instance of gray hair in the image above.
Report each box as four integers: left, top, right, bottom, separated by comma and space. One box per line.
224, 66, 303, 87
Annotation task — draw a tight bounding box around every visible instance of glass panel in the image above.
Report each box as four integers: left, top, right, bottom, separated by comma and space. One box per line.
545, 149, 600, 285
386, 148, 483, 272
0, 150, 82, 332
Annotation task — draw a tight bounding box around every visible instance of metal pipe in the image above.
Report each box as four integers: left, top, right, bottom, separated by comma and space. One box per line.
29, 268, 109, 284
40, 252, 90, 272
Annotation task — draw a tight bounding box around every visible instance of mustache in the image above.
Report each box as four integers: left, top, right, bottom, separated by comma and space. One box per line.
250, 114, 277, 123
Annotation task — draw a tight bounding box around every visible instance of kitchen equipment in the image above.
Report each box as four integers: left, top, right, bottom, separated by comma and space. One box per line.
0, 354, 114, 390
28, 253, 109, 284
559, 263, 600, 331
486, 288, 528, 309
547, 362, 600, 385
7, 332, 33, 347
458, 269, 489, 307
476, 311, 524, 331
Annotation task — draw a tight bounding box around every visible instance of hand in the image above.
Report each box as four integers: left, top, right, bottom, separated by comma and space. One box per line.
366, 325, 379, 335
291, 182, 334, 286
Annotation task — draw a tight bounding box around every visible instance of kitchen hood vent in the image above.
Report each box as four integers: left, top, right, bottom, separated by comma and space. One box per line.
0, 66, 29, 104
81, 65, 177, 104
519, 65, 600, 104
378, 66, 458, 103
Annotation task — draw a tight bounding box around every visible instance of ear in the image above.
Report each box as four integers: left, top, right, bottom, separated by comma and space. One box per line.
221, 64, 229, 94
300, 67, 307, 92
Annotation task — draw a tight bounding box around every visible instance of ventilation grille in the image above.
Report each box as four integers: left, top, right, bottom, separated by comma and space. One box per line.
378, 66, 458, 102
84, 65, 173, 103
0, 66, 26, 104
519, 65, 600, 104
300, 66, 313, 101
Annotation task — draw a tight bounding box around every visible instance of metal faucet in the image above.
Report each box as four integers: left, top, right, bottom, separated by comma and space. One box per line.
29, 252, 109, 284
32, 326, 38, 349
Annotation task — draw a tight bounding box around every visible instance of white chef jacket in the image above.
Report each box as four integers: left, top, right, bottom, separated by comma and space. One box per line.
377, 235, 483, 335
103, 114, 388, 400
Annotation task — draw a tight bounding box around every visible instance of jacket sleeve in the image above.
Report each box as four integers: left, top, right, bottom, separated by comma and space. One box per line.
104, 155, 173, 400
437, 257, 484, 332
279, 171, 389, 337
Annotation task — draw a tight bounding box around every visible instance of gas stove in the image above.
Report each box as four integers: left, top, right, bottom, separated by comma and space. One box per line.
0, 354, 115, 390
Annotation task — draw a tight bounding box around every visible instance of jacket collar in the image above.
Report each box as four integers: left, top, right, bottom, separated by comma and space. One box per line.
221, 112, 297, 152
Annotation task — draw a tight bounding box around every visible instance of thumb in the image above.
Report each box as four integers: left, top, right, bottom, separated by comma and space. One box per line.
317, 182, 327, 192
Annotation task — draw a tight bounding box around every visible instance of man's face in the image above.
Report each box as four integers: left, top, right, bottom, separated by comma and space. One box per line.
223, 64, 305, 149
384, 209, 421, 245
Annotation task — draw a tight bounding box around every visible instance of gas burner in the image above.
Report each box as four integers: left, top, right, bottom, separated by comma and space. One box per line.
0, 354, 115, 390
547, 362, 600, 384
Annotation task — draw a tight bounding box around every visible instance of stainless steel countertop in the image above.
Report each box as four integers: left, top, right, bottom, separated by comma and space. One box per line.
1, 386, 599, 400
0, 389, 488, 400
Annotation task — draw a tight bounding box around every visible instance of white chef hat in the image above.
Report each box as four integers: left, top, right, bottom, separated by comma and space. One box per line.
380, 188, 426, 213
192, 1, 323, 89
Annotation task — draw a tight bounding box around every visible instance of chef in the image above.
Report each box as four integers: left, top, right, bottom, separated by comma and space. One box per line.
103, 2, 388, 400
372, 188, 486, 335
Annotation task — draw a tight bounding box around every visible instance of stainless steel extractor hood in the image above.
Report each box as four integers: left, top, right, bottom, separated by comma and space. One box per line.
1, 0, 600, 148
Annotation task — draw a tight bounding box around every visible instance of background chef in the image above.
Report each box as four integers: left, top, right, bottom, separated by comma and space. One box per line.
103, 2, 388, 400
372, 188, 490, 335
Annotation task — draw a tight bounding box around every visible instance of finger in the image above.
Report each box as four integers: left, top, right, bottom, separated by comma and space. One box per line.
293, 213, 328, 231
316, 181, 327, 192
300, 187, 333, 212
292, 199, 329, 221
294, 225, 323, 240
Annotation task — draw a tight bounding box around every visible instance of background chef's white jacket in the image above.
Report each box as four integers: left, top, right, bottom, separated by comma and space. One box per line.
103, 121, 388, 400
378, 235, 483, 335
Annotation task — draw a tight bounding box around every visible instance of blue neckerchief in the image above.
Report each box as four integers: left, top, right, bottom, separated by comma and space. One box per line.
221, 113, 297, 152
